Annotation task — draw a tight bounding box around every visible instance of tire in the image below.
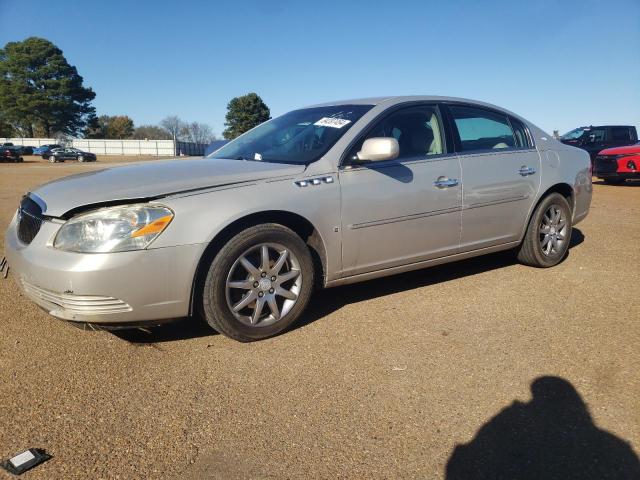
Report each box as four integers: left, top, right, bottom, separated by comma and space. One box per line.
603, 178, 625, 185
49, 155, 56, 163
78, 155, 84, 162
517, 193, 572, 268
201, 223, 315, 342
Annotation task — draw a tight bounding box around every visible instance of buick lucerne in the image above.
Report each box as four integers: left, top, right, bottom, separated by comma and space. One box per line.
4, 97, 592, 341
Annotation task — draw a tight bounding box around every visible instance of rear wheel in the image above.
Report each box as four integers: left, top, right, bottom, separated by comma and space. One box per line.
201, 224, 315, 342
517, 193, 572, 268
78, 155, 84, 162
48, 155, 56, 163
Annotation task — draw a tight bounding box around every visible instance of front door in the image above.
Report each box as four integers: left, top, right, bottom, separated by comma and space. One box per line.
339, 104, 462, 278
446, 104, 541, 251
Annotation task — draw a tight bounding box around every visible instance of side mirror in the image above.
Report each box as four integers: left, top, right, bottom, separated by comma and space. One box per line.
356, 137, 399, 162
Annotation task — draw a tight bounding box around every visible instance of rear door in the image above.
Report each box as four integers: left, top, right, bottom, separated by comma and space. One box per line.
339, 103, 462, 277
446, 104, 541, 251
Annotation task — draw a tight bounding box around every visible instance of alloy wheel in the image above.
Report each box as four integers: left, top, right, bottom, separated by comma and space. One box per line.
225, 242, 302, 327
539, 204, 568, 256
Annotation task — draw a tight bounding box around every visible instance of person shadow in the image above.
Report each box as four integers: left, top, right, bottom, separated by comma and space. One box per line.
446, 376, 640, 480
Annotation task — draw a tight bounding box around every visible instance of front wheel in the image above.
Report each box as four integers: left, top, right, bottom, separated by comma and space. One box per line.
201, 224, 315, 342
48, 155, 56, 163
517, 193, 572, 268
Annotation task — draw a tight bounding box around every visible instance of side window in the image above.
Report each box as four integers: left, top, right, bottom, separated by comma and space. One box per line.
449, 105, 516, 152
509, 117, 532, 148
586, 128, 606, 143
347, 105, 445, 162
610, 127, 630, 142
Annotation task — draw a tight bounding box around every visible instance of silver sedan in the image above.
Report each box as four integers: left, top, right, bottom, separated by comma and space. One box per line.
3, 96, 592, 341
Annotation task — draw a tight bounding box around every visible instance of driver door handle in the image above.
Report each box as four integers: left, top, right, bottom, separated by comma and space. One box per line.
434, 177, 459, 188
518, 166, 536, 176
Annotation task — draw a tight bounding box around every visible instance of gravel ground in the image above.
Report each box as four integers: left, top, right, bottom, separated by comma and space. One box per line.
0, 160, 638, 479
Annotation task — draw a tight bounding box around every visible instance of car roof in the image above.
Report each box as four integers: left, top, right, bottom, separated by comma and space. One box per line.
304, 95, 534, 127
578, 125, 635, 129
306, 95, 514, 109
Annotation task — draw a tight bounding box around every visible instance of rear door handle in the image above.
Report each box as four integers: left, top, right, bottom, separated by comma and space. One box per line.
434, 177, 459, 188
518, 166, 536, 176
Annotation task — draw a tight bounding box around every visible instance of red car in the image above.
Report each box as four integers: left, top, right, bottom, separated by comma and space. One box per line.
594, 143, 640, 184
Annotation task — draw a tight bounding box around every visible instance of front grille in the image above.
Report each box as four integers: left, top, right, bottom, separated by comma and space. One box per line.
594, 155, 618, 174
17, 196, 44, 244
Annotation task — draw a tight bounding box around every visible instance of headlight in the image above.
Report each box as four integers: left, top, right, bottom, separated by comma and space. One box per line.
53, 205, 174, 253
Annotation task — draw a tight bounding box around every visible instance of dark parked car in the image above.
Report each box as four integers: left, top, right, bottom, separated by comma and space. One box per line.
0, 146, 24, 163
560, 125, 638, 163
19, 146, 35, 155
35, 144, 63, 157
47, 147, 97, 163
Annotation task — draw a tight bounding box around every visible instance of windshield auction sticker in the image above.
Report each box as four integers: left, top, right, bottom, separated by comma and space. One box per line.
314, 118, 352, 129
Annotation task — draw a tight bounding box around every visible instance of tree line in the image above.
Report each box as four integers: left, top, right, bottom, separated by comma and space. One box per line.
84, 114, 216, 143
0, 37, 271, 142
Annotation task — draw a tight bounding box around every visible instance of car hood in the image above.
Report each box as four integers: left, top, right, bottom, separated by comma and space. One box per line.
31, 157, 306, 217
599, 144, 640, 155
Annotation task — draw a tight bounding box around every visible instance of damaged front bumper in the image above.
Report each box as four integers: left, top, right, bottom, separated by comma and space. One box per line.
4, 213, 205, 325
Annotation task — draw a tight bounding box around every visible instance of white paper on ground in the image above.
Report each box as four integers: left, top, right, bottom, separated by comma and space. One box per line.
9, 450, 35, 467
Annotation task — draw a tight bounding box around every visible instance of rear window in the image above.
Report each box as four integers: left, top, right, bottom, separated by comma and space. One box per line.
449, 105, 516, 152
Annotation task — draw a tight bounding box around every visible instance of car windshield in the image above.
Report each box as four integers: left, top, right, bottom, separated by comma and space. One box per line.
210, 105, 373, 164
561, 128, 588, 140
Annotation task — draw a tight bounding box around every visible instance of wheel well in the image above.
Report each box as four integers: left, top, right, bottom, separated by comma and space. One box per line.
542, 183, 574, 212
520, 183, 574, 244
189, 211, 328, 316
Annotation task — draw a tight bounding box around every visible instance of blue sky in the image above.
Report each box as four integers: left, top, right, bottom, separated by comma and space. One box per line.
1, 0, 638, 137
